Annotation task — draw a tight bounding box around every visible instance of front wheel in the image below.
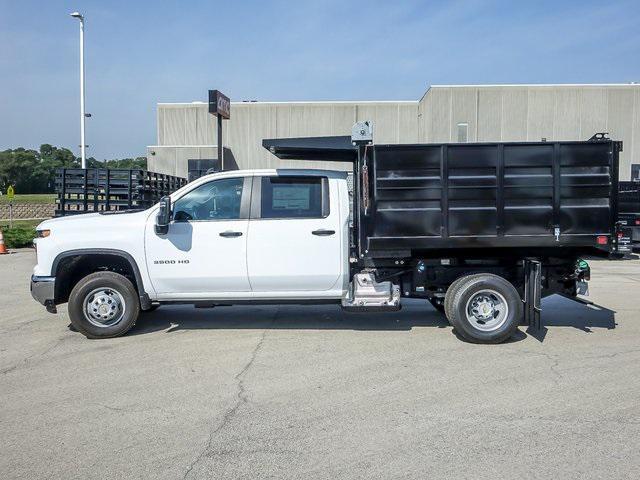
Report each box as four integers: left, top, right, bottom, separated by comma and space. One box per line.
446, 273, 522, 344
68, 272, 140, 339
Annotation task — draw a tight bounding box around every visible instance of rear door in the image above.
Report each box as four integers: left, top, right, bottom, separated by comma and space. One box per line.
247, 175, 342, 292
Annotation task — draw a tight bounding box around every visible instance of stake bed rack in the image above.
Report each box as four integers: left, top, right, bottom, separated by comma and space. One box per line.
55, 168, 186, 216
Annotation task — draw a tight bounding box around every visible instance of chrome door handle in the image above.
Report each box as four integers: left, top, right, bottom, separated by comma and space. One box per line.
312, 229, 335, 236
219, 231, 243, 237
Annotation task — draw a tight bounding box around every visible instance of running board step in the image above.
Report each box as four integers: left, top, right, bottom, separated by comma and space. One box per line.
341, 272, 401, 312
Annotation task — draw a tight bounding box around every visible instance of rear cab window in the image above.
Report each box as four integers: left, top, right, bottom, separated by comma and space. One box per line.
259, 176, 329, 219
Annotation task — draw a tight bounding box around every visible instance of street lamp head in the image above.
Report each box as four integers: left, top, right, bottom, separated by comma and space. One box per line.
70, 11, 83, 20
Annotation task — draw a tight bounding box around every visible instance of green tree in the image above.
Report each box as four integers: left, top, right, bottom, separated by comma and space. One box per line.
103, 157, 147, 169
0, 145, 148, 194
38, 144, 79, 191
0, 148, 42, 192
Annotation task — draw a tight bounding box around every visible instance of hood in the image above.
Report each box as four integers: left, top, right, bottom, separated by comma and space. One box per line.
36, 210, 150, 232
37, 213, 101, 230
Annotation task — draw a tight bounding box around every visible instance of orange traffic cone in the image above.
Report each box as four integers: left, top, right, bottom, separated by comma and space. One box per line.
0, 228, 8, 254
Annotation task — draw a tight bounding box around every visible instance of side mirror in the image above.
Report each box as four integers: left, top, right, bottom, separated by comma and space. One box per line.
155, 196, 172, 235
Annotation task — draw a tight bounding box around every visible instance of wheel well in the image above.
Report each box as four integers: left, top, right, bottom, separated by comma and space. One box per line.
54, 254, 139, 304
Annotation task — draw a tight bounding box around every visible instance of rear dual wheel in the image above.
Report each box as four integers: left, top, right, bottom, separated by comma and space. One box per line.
444, 273, 522, 344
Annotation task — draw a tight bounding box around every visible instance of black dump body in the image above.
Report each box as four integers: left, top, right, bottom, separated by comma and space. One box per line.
619, 181, 640, 225
619, 180, 640, 243
364, 140, 620, 255
263, 136, 622, 259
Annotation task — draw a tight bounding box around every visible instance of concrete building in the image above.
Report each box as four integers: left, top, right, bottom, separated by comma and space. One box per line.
148, 84, 640, 180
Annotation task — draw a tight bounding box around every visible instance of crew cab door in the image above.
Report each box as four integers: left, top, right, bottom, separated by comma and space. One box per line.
144, 176, 251, 297
247, 175, 343, 292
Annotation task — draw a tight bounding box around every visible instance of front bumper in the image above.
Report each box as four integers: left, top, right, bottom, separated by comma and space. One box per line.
30, 275, 56, 312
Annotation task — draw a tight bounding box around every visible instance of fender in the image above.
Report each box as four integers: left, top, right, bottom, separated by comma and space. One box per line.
51, 248, 151, 309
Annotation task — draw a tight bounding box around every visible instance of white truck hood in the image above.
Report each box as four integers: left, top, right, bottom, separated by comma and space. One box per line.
33, 209, 153, 277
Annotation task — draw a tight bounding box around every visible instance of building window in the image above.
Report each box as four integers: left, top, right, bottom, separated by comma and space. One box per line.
457, 122, 468, 143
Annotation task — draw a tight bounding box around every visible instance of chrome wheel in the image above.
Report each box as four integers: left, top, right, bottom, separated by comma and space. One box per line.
464, 289, 509, 332
83, 288, 126, 327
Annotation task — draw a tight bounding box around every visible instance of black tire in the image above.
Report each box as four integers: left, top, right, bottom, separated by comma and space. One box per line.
444, 273, 484, 320
68, 271, 140, 339
446, 273, 522, 344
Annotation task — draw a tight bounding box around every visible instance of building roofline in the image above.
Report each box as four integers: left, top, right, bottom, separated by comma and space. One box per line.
157, 83, 639, 109
417, 83, 639, 103
147, 145, 217, 148
430, 83, 640, 88
157, 100, 418, 106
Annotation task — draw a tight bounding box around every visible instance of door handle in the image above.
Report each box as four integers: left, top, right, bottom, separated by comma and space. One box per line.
219, 231, 243, 237
312, 229, 335, 236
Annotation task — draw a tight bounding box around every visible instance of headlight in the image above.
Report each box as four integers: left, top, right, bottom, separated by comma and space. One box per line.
36, 229, 51, 238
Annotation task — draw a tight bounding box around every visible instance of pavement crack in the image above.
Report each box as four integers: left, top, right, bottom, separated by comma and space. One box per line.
0, 318, 42, 335
515, 349, 563, 384
582, 348, 640, 360
0, 335, 67, 375
94, 403, 165, 414
183, 309, 276, 479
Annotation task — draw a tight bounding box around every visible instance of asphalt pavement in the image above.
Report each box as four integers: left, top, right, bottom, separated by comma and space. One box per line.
1, 249, 639, 479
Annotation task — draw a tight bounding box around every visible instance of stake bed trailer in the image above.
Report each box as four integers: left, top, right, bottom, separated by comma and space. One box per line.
30, 124, 624, 343
55, 168, 186, 216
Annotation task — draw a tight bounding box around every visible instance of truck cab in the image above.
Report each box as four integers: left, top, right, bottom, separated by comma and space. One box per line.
146, 169, 349, 300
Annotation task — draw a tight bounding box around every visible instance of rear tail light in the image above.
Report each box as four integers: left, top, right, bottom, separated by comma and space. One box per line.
636, 219, 640, 226
596, 235, 608, 245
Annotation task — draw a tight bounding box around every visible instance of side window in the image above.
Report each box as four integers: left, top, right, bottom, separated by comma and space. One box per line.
173, 177, 243, 221
260, 176, 328, 219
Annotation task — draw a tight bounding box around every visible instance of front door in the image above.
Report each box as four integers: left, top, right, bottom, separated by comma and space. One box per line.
247, 175, 343, 292
145, 176, 251, 297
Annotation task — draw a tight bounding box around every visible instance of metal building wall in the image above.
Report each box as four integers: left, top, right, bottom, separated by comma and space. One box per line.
419, 85, 640, 180
149, 85, 639, 181
149, 101, 420, 175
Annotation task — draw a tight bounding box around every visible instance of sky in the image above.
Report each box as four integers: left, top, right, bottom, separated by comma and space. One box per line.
1, 0, 639, 160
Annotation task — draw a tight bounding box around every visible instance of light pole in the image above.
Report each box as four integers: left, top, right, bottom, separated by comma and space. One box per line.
70, 12, 86, 168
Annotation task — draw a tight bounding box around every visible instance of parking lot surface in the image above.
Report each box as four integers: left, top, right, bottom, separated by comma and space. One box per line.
1, 249, 639, 479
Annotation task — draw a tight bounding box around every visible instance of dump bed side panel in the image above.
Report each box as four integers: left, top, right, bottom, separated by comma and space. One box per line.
559, 143, 613, 235
374, 146, 443, 238
366, 140, 617, 252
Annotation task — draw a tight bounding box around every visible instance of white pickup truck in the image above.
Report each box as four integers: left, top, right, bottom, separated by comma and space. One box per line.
32, 169, 355, 338
31, 129, 620, 344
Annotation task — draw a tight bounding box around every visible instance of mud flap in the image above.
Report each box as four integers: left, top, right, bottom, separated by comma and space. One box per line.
523, 259, 542, 330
